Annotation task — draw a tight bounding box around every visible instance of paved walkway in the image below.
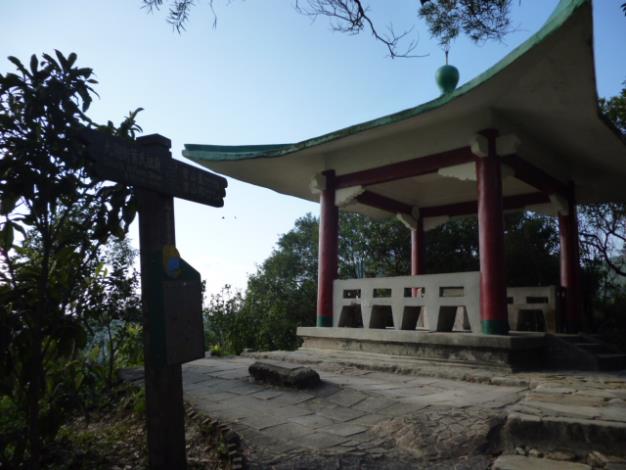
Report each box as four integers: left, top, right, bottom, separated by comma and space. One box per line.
178, 352, 626, 469
182, 356, 518, 468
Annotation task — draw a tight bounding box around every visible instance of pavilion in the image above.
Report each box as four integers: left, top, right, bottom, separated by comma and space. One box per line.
184, 0, 626, 344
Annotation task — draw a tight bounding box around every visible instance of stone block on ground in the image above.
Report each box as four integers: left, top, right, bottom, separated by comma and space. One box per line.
249, 361, 321, 389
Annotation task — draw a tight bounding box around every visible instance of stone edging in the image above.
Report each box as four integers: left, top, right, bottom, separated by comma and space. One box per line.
185, 404, 245, 469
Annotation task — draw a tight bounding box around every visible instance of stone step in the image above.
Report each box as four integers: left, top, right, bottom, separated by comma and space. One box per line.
573, 342, 611, 354
502, 412, 626, 458
596, 353, 626, 371
492, 455, 590, 470
556, 334, 583, 343
547, 334, 626, 371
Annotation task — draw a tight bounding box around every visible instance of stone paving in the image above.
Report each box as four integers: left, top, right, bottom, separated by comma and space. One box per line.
178, 352, 626, 469
181, 356, 519, 468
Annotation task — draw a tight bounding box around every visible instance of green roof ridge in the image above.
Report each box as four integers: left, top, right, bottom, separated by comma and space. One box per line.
184, 0, 588, 163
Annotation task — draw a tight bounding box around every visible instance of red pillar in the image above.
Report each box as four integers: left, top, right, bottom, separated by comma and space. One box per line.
559, 189, 581, 333
476, 129, 509, 335
316, 170, 338, 327
411, 218, 425, 298
411, 218, 425, 275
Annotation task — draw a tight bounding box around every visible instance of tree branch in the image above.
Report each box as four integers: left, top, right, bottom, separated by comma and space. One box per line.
295, 0, 424, 58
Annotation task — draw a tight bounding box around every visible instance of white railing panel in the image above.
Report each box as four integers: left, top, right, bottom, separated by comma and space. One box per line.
506, 286, 557, 331
334, 275, 557, 334
333, 272, 481, 334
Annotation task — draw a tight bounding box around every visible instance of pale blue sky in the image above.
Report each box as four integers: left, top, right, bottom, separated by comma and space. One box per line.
2, 0, 625, 296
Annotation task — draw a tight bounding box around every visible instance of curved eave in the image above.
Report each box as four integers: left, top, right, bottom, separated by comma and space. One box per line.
184, 0, 626, 209
184, 0, 588, 164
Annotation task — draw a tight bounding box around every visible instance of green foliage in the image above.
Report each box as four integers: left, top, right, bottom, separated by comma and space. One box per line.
143, 0, 517, 58
0, 51, 142, 468
204, 285, 245, 354
203, 215, 319, 354
239, 213, 320, 352
579, 85, 626, 331
128, 387, 146, 417
115, 323, 144, 368
504, 213, 560, 286
0, 395, 27, 465
580, 203, 626, 276
419, 0, 512, 50
578, 86, 626, 283
83, 238, 143, 387
210, 344, 223, 357
599, 84, 626, 134
339, 212, 410, 278
425, 218, 479, 273
425, 212, 559, 286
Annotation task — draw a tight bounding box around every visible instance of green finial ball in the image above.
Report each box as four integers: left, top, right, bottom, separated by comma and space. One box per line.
435, 64, 460, 95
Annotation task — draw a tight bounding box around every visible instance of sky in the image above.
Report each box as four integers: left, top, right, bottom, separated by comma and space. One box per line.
2, 0, 625, 297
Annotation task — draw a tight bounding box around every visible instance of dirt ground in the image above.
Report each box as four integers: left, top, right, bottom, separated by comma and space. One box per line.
43, 386, 228, 470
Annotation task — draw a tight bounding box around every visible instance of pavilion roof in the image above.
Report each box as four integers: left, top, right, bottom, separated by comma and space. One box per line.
183, 0, 626, 218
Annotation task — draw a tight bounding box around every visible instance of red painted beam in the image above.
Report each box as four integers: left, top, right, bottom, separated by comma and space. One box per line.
420, 192, 549, 218
502, 154, 569, 197
355, 191, 412, 215
335, 146, 476, 189
504, 192, 551, 211
352, 191, 549, 219
421, 200, 477, 219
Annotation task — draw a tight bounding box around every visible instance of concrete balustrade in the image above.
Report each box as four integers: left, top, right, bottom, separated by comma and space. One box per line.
506, 286, 557, 333
334, 274, 557, 334
333, 272, 482, 334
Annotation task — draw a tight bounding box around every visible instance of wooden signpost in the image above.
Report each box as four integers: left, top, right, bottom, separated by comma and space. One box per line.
80, 128, 226, 207
80, 129, 227, 469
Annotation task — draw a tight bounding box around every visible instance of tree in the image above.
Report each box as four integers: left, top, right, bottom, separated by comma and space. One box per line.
0, 51, 140, 468
580, 203, 626, 277
503, 213, 560, 286
419, 0, 512, 49
577, 84, 626, 276
82, 238, 142, 389
339, 212, 410, 278
599, 84, 626, 135
143, 1, 626, 57
203, 285, 245, 354
425, 218, 479, 273
143, 0, 515, 58
238, 213, 319, 352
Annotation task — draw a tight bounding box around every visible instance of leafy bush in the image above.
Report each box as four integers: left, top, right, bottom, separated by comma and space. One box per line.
0, 51, 141, 468
204, 285, 244, 355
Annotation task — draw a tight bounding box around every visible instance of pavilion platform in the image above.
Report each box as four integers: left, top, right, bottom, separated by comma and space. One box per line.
296, 327, 626, 372
297, 327, 545, 371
